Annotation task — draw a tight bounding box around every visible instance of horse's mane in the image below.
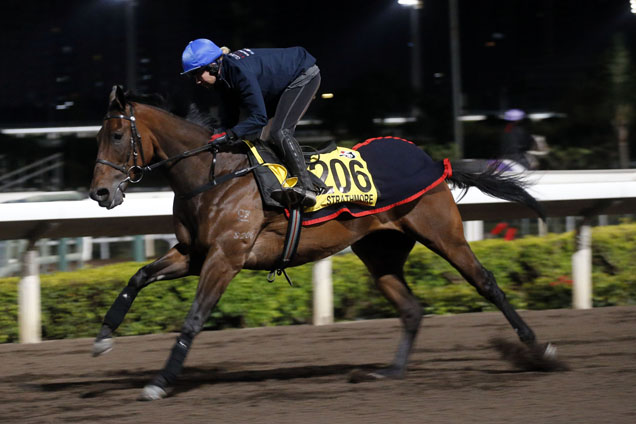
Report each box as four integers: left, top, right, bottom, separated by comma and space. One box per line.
124, 90, 214, 133
124, 91, 168, 109
184, 104, 216, 131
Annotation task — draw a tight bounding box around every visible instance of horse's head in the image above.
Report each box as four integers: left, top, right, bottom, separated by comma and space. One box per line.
90, 85, 153, 209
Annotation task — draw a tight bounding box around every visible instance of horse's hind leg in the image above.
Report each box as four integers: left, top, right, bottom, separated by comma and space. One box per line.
404, 193, 537, 346
422, 218, 566, 369
93, 243, 193, 356
351, 231, 420, 379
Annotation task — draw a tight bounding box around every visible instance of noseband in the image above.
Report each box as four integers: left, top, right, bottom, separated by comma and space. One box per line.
97, 104, 148, 184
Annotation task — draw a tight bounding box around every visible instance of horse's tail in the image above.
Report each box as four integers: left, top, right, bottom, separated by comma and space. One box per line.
446, 163, 546, 221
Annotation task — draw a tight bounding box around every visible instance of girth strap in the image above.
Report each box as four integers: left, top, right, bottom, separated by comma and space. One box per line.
268, 207, 303, 286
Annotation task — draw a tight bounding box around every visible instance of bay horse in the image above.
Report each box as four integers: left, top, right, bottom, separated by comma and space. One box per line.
90, 86, 558, 401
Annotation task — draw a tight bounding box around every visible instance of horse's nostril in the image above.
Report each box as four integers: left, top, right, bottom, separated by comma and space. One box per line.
90, 188, 110, 202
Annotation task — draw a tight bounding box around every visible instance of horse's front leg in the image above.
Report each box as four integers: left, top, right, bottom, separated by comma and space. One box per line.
138, 249, 242, 401
93, 243, 193, 356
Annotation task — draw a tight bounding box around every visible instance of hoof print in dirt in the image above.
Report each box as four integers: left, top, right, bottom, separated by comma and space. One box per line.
491, 338, 570, 372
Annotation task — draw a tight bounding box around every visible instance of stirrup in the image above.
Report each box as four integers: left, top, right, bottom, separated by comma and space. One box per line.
271, 186, 316, 208
299, 188, 317, 207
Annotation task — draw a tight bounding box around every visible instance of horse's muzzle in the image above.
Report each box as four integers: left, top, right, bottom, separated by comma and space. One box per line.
89, 184, 125, 209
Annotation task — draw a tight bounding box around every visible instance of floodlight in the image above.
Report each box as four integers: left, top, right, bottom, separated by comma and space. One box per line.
398, 0, 422, 8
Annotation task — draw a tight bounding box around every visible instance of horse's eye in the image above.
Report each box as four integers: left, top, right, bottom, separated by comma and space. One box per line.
113, 132, 124, 141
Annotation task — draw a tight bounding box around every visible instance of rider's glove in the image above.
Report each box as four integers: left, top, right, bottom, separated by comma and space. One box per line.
209, 129, 237, 146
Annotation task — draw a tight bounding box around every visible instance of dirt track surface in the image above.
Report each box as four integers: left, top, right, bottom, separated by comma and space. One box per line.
1, 306, 635, 424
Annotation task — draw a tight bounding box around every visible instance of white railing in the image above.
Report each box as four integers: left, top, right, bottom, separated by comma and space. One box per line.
0, 234, 179, 278
0, 238, 90, 277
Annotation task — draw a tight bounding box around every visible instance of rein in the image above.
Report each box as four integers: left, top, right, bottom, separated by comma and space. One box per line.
97, 103, 260, 199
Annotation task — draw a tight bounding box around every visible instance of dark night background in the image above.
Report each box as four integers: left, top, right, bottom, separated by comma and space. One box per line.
1, 0, 636, 189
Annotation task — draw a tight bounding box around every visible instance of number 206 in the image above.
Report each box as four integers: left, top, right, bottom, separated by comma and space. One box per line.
309, 159, 372, 193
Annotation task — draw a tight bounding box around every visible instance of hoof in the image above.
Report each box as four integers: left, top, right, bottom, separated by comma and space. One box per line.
138, 384, 167, 401
92, 338, 113, 357
348, 366, 403, 383
543, 343, 557, 360
349, 369, 386, 384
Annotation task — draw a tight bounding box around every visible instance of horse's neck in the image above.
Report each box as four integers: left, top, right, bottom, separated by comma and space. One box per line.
136, 105, 207, 156
137, 105, 247, 194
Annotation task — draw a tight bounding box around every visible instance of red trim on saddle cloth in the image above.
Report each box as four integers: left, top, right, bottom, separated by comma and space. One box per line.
295, 157, 453, 226
352, 136, 415, 150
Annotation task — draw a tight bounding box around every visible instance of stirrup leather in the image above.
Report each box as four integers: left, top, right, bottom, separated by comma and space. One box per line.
267, 207, 303, 286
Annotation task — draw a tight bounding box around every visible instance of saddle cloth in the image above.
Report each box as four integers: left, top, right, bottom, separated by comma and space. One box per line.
245, 136, 452, 226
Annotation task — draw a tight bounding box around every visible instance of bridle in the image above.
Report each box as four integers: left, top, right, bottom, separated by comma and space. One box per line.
96, 102, 261, 199
98, 104, 149, 184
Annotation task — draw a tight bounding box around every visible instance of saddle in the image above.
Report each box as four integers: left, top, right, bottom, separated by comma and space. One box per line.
244, 139, 379, 213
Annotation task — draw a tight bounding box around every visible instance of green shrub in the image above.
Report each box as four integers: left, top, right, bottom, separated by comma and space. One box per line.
1, 224, 635, 342
0, 278, 18, 343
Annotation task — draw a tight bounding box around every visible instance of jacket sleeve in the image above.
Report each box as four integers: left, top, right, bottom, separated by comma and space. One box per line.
228, 68, 268, 139
216, 92, 239, 133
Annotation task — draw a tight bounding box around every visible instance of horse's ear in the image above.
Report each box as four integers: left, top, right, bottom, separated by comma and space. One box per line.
108, 85, 126, 112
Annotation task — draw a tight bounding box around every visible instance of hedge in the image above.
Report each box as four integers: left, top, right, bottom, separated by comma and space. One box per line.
1, 224, 635, 343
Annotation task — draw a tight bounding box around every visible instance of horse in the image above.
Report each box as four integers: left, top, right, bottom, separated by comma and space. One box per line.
89, 85, 560, 401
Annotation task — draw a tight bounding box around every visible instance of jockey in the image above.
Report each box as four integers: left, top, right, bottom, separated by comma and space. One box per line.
181, 38, 322, 207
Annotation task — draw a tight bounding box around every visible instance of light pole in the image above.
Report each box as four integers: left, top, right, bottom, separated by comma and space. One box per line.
124, 0, 137, 91
398, 0, 423, 117
449, 0, 463, 158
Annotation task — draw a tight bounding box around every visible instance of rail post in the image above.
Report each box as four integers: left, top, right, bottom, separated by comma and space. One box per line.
463, 220, 484, 242
133, 235, 145, 261
19, 247, 41, 343
58, 238, 68, 271
572, 223, 592, 309
312, 257, 333, 326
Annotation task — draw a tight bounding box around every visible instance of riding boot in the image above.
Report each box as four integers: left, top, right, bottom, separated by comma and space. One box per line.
271, 130, 318, 208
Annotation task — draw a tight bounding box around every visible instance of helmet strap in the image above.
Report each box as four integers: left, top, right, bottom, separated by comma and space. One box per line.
207, 58, 222, 77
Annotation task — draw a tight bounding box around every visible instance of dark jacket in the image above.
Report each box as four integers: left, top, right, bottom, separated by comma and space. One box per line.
214, 47, 316, 138
500, 122, 534, 167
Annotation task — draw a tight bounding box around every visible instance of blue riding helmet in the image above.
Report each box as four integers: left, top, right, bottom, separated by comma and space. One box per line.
181, 39, 223, 75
